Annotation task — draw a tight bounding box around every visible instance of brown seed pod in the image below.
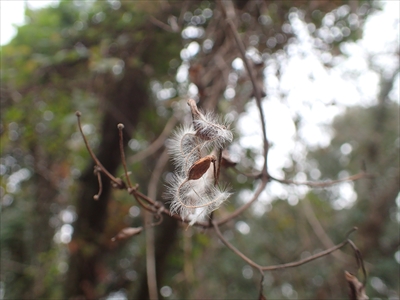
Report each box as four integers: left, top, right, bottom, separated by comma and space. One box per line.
187, 155, 217, 180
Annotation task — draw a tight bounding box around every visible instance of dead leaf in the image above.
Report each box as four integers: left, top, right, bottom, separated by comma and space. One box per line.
188, 155, 216, 180
345, 271, 369, 300
111, 227, 143, 242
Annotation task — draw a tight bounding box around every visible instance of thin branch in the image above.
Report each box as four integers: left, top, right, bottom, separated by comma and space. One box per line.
143, 149, 171, 300
220, 1, 269, 174
232, 167, 262, 179
215, 148, 223, 186
262, 228, 359, 272
270, 172, 372, 188
118, 123, 133, 189
151, 213, 164, 227
148, 149, 170, 200
77, 113, 157, 215
258, 273, 267, 300
147, 148, 170, 222
118, 123, 164, 213
183, 227, 195, 284
129, 116, 178, 164
93, 166, 103, 200
149, 15, 176, 33
132, 188, 210, 227
302, 197, 350, 262
212, 220, 263, 269
347, 239, 368, 286
76, 111, 124, 188
213, 221, 358, 272
144, 211, 158, 300
216, 178, 268, 226
130, 188, 160, 214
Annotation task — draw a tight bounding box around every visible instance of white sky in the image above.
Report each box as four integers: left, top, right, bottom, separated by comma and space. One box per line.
0, 0, 58, 45
238, 1, 398, 156
234, 1, 399, 211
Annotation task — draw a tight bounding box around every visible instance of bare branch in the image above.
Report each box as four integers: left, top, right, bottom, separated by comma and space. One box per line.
302, 197, 351, 262
147, 149, 170, 223
149, 15, 177, 33
347, 239, 368, 286
216, 178, 268, 226
215, 148, 223, 186
213, 221, 358, 272
144, 211, 158, 300
220, 1, 270, 175
118, 123, 133, 189
93, 166, 103, 200
76, 111, 125, 188
270, 172, 372, 188
258, 273, 267, 300
130, 188, 160, 214
129, 116, 178, 164
212, 220, 263, 270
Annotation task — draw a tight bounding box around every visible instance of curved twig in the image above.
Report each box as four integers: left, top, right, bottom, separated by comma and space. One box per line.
347, 239, 368, 286
93, 166, 103, 200
213, 221, 358, 272
302, 197, 351, 262
220, 1, 269, 175
216, 177, 268, 226
118, 123, 133, 189
76, 111, 125, 188
270, 172, 372, 188
129, 116, 178, 164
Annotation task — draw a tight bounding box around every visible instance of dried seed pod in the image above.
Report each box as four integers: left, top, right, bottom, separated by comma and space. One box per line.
164, 99, 233, 226
188, 155, 217, 180
167, 125, 205, 176
187, 99, 233, 148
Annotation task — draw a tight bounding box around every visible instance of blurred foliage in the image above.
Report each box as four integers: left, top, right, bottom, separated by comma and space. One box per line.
305, 101, 399, 298
1, 0, 398, 299
1, 1, 182, 298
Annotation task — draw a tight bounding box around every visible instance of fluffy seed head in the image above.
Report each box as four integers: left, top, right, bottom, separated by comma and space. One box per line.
165, 172, 231, 225
167, 125, 206, 176
164, 99, 233, 225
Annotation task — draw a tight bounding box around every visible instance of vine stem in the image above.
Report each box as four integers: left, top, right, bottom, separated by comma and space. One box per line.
270, 172, 372, 188
213, 222, 359, 272
76, 111, 124, 188
76, 111, 370, 231
219, 1, 270, 175
117, 123, 133, 189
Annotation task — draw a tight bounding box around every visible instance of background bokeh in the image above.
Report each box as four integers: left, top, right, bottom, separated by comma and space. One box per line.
1, 0, 398, 299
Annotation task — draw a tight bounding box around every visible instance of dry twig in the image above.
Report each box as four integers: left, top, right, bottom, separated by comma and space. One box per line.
220, 0, 269, 175
270, 172, 372, 188
213, 222, 358, 272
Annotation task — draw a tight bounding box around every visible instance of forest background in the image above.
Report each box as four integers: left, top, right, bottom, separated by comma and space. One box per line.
0, 0, 399, 299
